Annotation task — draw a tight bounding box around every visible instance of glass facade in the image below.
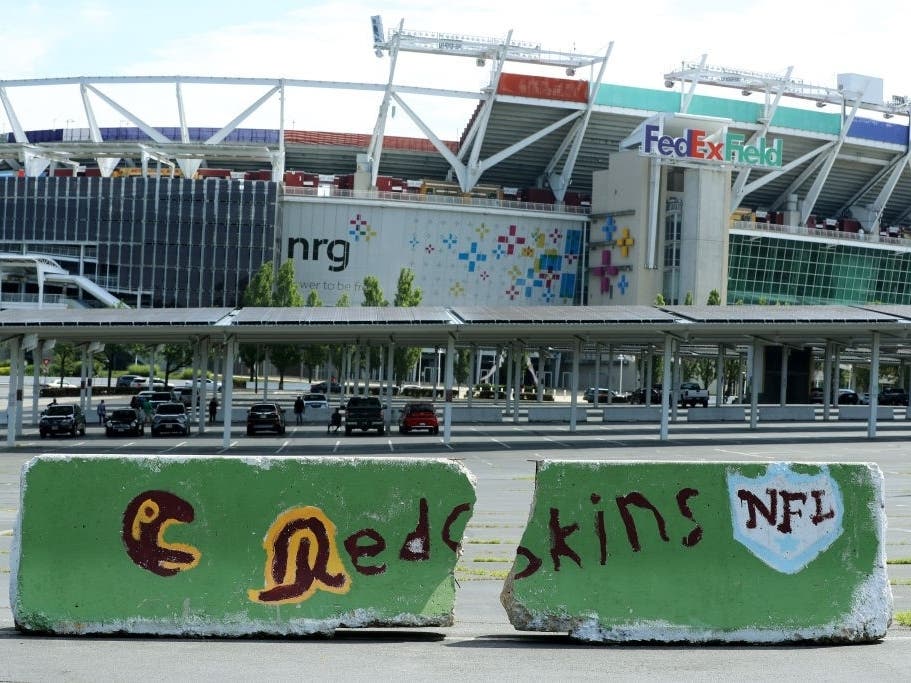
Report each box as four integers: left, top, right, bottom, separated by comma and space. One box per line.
727, 233, 911, 304
0, 176, 277, 307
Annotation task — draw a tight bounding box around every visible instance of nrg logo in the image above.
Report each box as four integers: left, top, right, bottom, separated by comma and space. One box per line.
287, 237, 350, 272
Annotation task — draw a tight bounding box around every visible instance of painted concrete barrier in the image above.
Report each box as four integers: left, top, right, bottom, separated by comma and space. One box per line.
685, 406, 745, 422
602, 406, 662, 422
759, 406, 817, 421
501, 460, 891, 643
12, 455, 475, 636
838, 405, 895, 421
450, 406, 503, 423
526, 406, 588, 423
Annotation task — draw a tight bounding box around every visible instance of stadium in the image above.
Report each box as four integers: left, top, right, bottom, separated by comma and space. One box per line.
2, 19, 911, 313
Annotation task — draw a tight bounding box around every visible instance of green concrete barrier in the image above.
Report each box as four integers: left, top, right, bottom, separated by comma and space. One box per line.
12, 455, 475, 636
501, 460, 891, 643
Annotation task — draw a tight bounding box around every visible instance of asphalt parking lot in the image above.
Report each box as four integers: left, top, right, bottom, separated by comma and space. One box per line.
1, 417, 910, 680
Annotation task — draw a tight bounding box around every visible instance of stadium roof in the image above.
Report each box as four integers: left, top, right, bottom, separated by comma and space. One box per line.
3, 62, 911, 227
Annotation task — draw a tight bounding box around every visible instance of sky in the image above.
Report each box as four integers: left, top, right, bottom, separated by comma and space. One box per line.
1, 0, 906, 140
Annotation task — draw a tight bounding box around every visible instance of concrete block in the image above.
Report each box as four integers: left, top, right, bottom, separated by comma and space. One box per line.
838, 405, 895, 421
12, 455, 475, 636
526, 406, 588, 423
501, 460, 891, 643
602, 406, 662, 422
450, 406, 502, 423
686, 406, 745, 422
759, 406, 817, 421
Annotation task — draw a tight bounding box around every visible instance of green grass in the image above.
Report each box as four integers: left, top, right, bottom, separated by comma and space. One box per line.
890, 578, 911, 586
895, 611, 911, 627
466, 538, 506, 544
472, 557, 512, 563
456, 567, 509, 580
887, 557, 911, 564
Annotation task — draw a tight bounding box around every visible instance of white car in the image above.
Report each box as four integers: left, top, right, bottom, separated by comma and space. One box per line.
303, 393, 329, 410
185, 378, 222, 392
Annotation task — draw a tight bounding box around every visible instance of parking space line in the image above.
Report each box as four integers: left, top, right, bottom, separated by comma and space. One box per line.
333, 440, 341, 453
491, 438, 511, 449
387, 439, 394, 452
276, 440, 290, 454
218, 441, 238, 453
162, 441, 187, 453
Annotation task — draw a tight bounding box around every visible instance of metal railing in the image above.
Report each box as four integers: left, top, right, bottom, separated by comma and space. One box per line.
730, 220, 911, 248
282, 186, 591, 215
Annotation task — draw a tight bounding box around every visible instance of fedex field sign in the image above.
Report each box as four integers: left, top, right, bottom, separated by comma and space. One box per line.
643, 124, 783, 168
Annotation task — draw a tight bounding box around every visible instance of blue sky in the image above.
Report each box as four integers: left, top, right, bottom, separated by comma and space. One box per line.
2, 0, 906, 137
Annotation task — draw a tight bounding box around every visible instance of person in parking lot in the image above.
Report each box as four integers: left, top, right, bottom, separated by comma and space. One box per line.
209, 397, 218, 425
294, 395, 305, 425
328, 407, 342, 433
97, 400, 107, 425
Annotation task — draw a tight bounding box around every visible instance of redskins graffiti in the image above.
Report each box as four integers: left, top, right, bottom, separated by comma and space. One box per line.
121, 490, 201, 577
247, 506, 352, 605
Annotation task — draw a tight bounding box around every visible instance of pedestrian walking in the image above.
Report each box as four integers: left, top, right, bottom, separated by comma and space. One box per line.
294, 395, 305, 425
328, 407, 342, 433
97, 399, 107, 425
208, 397, 218, 425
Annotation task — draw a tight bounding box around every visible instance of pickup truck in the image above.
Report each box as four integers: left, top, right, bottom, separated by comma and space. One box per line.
678, 382, 709, 407
344, 396, 386, 435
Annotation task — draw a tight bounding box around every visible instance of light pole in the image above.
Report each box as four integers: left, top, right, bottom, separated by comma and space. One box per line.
618, 354, 625, 393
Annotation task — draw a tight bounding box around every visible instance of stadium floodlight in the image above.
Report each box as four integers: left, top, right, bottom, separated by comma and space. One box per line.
664, 80, 674, 88
741, 89, 752, 96
566, 67, 576, 77
816, 101, 827, 108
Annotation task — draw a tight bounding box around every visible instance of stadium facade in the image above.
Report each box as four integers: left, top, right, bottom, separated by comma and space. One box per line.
3, 25, 911, 311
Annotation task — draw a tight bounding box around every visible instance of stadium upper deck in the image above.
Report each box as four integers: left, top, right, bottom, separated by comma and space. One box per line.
2, 43, 910, 230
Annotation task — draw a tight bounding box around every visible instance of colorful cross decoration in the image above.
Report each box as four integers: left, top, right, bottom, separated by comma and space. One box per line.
591, 249, 632, 298
450, 281, 465, 296
601, 216, 617, 242
408, 234, 419, 250
458, 242, 487, 273
496, 224, 526, 256
475, 223, 490, 239
442, 232, 458, 249
615, 227, 635, 257
348, 213, 376, 242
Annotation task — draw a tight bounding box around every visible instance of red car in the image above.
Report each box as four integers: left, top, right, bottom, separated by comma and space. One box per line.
398, 402, 439, 435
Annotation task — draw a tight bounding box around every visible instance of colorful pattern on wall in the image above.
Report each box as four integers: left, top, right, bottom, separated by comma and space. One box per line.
285, 202, 585, 306
592, 216, 635, 298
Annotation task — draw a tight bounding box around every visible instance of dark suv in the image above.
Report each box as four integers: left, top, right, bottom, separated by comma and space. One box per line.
878, 386, 909, 406
39, 404, 87, 438
246, 403, 286, 435
150, 402, 189, 436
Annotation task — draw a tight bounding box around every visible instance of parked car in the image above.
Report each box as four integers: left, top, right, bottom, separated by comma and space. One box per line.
39, 404, 86, 438
148, 391, 178, 412
185, 378, 222, 392
398, 402, 439, 435
630, 385, 662, 404
310, 381, 343, 394
878, 386, 909, 406
131, 390, 156, 410
115, 374, 141, 389
810, 388, 860, 404
246, 403, 286, 435
105, 407, 144, 437
150, 402, 190, 437
130, 376, 166, 389
583, 387, 613, 403
303, 393, 329, 410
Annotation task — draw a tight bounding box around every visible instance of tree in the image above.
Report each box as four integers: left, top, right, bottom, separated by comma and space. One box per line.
51, 342, 78, 383
269, 261, 305, 389
683, 291, 693, 305
454, 348, 471, 387
654, 293, 666, 306
707, 289, 722, 305
240, 261, 272, 383
161, 344, 193, 385
301, 288, 328, 381
336, 292, 351, 307
392, 269, 422, 383
361, 275, 388, 307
